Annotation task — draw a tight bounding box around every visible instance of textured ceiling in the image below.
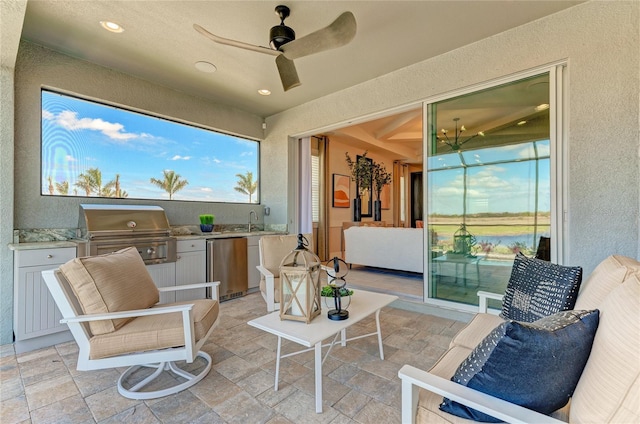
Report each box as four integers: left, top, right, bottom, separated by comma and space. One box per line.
21, 1, 582, 118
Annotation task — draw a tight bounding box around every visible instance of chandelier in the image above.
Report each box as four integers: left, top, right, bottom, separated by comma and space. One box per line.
438, 118, 485, 151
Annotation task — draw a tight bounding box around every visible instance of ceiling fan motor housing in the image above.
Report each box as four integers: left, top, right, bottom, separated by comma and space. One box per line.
270, 24, 295, 50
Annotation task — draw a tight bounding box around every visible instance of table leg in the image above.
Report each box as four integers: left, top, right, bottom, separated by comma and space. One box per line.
274, 336, 282, 391
314, 342, 323, 413
375, 309, 385, 359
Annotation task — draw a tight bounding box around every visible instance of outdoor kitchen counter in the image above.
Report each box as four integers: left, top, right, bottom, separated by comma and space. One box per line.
174, 231, 287, 240
8, 241, 80, 250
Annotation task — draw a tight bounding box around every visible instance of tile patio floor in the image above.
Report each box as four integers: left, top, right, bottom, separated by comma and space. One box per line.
0, 289, 465, 424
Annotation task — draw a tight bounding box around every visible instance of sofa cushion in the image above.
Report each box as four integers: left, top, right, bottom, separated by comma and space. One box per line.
570, 274, 640, 423
449, 313, 506, 350
440, 309, 599, 422
500, 253, 582, 322
574, 255, 640, 310
88, 298, 219, 359
59, 247, 159, 335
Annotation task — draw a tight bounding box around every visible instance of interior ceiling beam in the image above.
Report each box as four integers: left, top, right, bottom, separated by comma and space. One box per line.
374, 109, 422, 140
334, 126, 419, 159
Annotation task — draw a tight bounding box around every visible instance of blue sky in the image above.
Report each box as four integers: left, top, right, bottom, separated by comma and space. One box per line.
427, 142, 551, 215
41, 90, 259, 203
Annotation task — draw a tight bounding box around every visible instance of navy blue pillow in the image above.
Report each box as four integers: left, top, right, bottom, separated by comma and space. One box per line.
501, 253, 582, 322
440, 309, 599, 422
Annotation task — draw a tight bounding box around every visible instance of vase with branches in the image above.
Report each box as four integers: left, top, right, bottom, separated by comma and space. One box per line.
345, 151, 372, 221
371, 161, 392, 221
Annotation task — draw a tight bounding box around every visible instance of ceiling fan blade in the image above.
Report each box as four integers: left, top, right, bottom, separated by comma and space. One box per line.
280, 11, 356, 60
276, 54, 301, 91
193, 24, 279, 57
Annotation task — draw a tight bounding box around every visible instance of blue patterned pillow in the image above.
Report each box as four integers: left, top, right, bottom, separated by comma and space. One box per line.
501, 253, 582, 322
440, 309, 599, 422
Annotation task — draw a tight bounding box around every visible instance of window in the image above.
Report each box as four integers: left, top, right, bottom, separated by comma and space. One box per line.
426, 73, 554, 306
311, 154, 320, 222
41, 90, 259, 203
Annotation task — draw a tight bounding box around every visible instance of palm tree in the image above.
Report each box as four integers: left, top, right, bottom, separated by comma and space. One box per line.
55, 180, 69, 195
75, 168, 108, 196
106, 174, 126, 198
47, 176, 54, 195
234, 171, 258, 203
150, 170, 188, 200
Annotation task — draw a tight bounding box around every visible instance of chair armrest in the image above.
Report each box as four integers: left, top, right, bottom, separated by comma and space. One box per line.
257, 265, 277, 312
256, 265, 273, 278
477, 291, 504, 313
398, 365, 565, 424
60, 303, 194, 324
158, 281, 220, 301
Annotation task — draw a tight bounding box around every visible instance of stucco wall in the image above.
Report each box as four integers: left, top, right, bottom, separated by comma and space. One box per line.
262, 1, 640, 274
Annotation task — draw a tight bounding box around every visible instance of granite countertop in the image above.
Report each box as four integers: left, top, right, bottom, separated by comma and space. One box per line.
8, 241, 80, 251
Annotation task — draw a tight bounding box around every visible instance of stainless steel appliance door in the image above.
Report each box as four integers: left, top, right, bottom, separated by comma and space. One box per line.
207, 237, 248, 301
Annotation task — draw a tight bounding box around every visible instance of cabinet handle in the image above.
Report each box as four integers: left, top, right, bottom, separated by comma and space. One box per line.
47, 254, 53, 259
177, 255, 181, 260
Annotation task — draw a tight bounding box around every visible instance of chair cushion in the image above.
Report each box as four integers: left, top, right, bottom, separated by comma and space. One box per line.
449, 313, 506, 350
574, 255, 640, 310
570, 274, 640, 423
89, 298, 219, 359
259, 234, 312, 280
440, 309, 599, 422
500, 253, 582, 322
59, 247, 159, 335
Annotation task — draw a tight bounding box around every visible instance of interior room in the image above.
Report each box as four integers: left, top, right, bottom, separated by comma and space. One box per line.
1, 1, 638, 423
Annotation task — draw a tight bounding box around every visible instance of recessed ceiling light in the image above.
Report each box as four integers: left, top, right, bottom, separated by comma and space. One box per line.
100, 21, 124, 33
535, 103, 550, 111
194, 61, 217, 73
258, 89, 271, 96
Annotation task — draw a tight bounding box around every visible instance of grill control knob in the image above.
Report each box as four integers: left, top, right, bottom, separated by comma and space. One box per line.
127, 221, 137, 228
147, 247, 156, 255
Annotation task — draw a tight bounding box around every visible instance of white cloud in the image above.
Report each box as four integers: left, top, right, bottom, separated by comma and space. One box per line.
213, 158, 221, 164
49, 110, 141, 141
65, 155, 77, 162
42, 110, 54, 120
170, 155, 191, 161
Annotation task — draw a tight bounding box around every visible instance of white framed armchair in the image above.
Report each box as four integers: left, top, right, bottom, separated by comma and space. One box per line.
256, 233, 313, 312
42, 247, 221, 400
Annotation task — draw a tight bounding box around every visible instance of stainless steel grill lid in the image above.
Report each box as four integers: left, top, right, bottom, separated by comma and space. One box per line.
79, 204, 171, 238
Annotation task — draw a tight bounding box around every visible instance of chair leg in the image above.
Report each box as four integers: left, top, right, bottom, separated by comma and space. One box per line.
117, 351, 212, 400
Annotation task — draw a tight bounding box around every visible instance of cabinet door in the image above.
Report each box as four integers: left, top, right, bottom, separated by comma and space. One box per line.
147, 262, 177, 304
247, 236, 260, 290
15, 264, 67, 340
175, 250, 206, 302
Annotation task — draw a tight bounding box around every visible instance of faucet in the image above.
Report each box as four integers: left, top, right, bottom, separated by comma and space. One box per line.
248, 210, 258, 232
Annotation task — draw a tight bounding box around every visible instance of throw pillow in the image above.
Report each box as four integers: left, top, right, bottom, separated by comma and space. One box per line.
440, 309, 599, 422
501, 252, 582, 322
59, 247, 160, 335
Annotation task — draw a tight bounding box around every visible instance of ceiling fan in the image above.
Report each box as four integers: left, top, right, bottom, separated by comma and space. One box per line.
194, 5, 357, 91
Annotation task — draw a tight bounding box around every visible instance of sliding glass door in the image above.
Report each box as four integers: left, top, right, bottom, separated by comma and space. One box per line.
425, 69, 563, 307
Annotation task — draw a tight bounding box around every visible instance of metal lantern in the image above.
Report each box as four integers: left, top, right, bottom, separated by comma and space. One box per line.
279, 234, 322, 323
453, 223, 476, 256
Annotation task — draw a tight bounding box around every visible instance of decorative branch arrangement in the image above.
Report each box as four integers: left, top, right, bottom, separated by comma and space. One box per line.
345, 151, 372, 197
372, 161, 392, 201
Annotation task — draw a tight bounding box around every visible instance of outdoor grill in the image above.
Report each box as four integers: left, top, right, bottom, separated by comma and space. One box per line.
76, 204, 177, 265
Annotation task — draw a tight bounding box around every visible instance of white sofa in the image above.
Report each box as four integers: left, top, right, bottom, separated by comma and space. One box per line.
344, 226, 423, 273
398, 255, 640, 423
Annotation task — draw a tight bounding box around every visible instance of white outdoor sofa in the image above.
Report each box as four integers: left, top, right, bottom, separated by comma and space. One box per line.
344, 226, 423, 273
399, 255, 640, 423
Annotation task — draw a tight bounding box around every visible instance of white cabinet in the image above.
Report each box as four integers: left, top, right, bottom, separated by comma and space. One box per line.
175, 239, 206, 301
147, 239, 206, 303
13, 246, 76, 353
146, 262, 177, 304
247, 236, 260, 291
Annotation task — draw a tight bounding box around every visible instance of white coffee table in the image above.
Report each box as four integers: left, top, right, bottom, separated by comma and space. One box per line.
247, 289, 398, 413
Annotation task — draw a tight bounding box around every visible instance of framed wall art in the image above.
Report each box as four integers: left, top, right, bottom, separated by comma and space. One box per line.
332, 174, 350, 208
